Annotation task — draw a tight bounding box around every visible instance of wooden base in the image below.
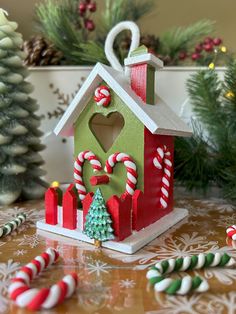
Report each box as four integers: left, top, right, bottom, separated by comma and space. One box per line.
37, 207, 188, 254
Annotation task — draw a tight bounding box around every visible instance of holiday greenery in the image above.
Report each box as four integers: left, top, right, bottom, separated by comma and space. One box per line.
0, 10, 46, 205
84, 188, 114, 245
33, 0, 225, 66
175, 61, 236, 202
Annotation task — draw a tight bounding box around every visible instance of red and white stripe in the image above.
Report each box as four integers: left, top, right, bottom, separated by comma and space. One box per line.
153, 145, 172, 209
74, 151, 102, 200
8, 248, 78, 311
226, 225, 236, 240
105, 152, 138, 196
94, 85, 111, 107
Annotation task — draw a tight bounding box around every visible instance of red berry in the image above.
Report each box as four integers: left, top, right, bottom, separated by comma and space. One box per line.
195, 44, 203, 53
213, 37, 222, 46
84, 19, 95, 31
78, 2, 87, 14
191, 52, 201, 61
204, 37, 213, 44
87, 2, 96, 12
179, 51, 187, 60
203, 43, 213, 52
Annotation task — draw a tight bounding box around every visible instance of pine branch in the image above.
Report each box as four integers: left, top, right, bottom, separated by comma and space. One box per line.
159, 20, 215, 62
75, 41, 108, 65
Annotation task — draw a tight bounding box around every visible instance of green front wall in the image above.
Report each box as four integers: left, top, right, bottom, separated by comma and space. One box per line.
74, 84, 144, 201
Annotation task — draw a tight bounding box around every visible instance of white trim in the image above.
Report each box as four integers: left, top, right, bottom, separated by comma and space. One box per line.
37, 207, 188, 254
54, 63, 192, 137
125, 53, 163, 69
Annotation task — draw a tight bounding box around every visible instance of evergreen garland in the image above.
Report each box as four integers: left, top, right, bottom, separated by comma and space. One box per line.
175, 61, 236, 202
0, 11, 46, 205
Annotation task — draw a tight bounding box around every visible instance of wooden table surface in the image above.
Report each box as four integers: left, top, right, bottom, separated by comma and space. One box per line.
0, 198, 236, 314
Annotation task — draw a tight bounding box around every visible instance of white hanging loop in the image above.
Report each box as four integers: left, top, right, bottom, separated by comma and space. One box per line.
105, 21, 140, 75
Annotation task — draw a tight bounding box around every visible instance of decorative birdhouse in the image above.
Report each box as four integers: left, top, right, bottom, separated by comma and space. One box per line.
37, 22, 192, 254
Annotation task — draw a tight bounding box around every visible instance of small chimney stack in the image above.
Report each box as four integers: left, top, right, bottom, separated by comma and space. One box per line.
124, 45, 163, 105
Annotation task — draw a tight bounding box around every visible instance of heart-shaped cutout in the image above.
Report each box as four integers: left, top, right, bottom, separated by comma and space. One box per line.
89, 112, 125, 152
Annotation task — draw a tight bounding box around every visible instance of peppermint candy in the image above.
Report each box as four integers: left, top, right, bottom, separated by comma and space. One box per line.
226, 225, 236, 240
8, 248, 78, 311
94, 85, 111, 107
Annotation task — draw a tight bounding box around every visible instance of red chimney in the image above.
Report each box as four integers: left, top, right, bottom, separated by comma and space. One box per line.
124, 45, 163, 105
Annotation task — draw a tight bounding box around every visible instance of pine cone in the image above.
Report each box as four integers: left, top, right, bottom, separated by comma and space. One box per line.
23, 36, 63, 66
140, 34, 160, 52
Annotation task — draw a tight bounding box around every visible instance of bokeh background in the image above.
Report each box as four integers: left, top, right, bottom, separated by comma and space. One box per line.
1, 0, 235, 50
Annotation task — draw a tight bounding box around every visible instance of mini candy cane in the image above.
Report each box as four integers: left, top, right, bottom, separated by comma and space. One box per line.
153, 145, 172, 209
74, 150, 102, 200
105, 152, 138, 196
146, 252, 235, 295
8, 248, 78, 311
226, 225, 236, 240
94, 85, 111, 107
0, 213, 26, 238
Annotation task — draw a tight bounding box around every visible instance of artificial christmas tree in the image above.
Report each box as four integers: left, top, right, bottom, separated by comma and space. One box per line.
84, 188, 114, 247
0, 9, 46, 204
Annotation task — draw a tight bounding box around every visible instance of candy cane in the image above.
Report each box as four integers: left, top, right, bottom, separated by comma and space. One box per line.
153, 145, 172, 209
0, 213, 26, 238
146, 252, 235, 295
74, 150, 102, 200
8, 248, 78, 311
105, 152, 138, 196
94, 85, 111, 107
226, 225, 236, 240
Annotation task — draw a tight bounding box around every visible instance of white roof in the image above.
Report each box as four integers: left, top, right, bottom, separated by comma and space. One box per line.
54, 63, 192, 137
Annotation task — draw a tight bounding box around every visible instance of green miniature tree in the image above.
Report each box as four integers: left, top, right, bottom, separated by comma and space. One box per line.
0, 10, 46, 205
84, 188, 114, 247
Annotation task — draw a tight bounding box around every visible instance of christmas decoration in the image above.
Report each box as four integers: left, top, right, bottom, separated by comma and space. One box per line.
105, 152, 138, 197
8, 248, 78, 311
37, 22, 191, 254
146, 252, 236, 295
175, 61, 236, 200
226, 225, 236, 240
153, 146, 172, 209
0, 213, 26, 237
149, 275, 208, 295
0, 10, 46, 205
83, 188, 114, 247
94, 86, 111, 107
23, 36, 63, 66
74, 150, 102, 200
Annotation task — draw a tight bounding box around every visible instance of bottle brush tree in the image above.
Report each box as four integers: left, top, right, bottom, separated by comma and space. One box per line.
84, 188, 114, 247
0, 10, 46, 205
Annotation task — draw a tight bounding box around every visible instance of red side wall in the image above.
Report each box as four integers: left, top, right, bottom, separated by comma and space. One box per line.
144, 127, 174, 223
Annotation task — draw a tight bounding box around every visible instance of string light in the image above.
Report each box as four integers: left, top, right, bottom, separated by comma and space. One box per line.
208, 62, 215, 69
221, 46, 227, 53
51, 181, 60, 188
225, 91, 235, 99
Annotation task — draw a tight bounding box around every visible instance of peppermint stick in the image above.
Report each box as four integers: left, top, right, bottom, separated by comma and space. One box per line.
0, 213, 26, 237
146, 252, 236, 295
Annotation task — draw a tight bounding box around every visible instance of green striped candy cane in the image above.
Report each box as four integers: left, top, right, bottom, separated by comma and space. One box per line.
0, 213, 27, 237
146, 252, 236, 295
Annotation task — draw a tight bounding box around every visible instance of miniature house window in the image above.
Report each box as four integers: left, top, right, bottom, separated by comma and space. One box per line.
89, 112, 124, 152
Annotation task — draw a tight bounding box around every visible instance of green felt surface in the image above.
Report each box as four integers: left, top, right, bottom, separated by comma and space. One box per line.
74, 82, 144, 202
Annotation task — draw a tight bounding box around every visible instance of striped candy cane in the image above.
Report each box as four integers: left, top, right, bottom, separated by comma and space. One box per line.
74, 150, 102, 200
8, 248, 78, 311
105, 152, 138, 196
226, 225, 236, 240
0, 213, 26, 238
153, 145, 172, 209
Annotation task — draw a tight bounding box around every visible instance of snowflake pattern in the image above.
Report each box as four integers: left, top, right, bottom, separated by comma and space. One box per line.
119, 279, 136, 289
86, 261, 110, 276
0, 259, 20, 313
214, 213, 236, 228
17, 234, 42, 248
13, 249, 28, 256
